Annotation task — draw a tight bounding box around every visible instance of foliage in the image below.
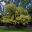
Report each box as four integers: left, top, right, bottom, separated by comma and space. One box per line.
16, 7, 28, 16
1, 16, 17, 25
19, 0, 29, 8
22, 0, 29, 4
5, 3, 16, 16
1, 16, 13, 23
1, 15, 31, 25
28, 7, 32, 13
2, 2, 31, 26
5, 4, 30, 25
16, 15, 31, 25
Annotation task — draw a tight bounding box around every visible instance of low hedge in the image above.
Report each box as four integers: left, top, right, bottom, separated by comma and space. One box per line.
1, 15, 31, 26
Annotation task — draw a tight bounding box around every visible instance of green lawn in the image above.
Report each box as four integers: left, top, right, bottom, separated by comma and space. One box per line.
0, 28, 32, 32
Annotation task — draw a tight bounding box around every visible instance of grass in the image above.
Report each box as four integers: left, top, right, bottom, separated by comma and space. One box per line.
0, 28, 32, 32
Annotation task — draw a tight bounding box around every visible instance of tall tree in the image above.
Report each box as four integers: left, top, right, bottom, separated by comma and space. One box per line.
19, 0, 29, 8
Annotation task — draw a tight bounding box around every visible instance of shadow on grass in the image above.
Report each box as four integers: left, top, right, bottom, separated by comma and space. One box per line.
0, 27, 32, 32
0, 27, 27, 31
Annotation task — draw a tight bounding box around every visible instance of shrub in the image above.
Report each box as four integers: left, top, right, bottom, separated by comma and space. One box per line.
16, 7, 28, 16
16, 15, 31, 25
1, 16, 13, 23
5, 3, 16, 16
3, 3, 31, 26
1, 16, 17, 25
1, 15, 31, 26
